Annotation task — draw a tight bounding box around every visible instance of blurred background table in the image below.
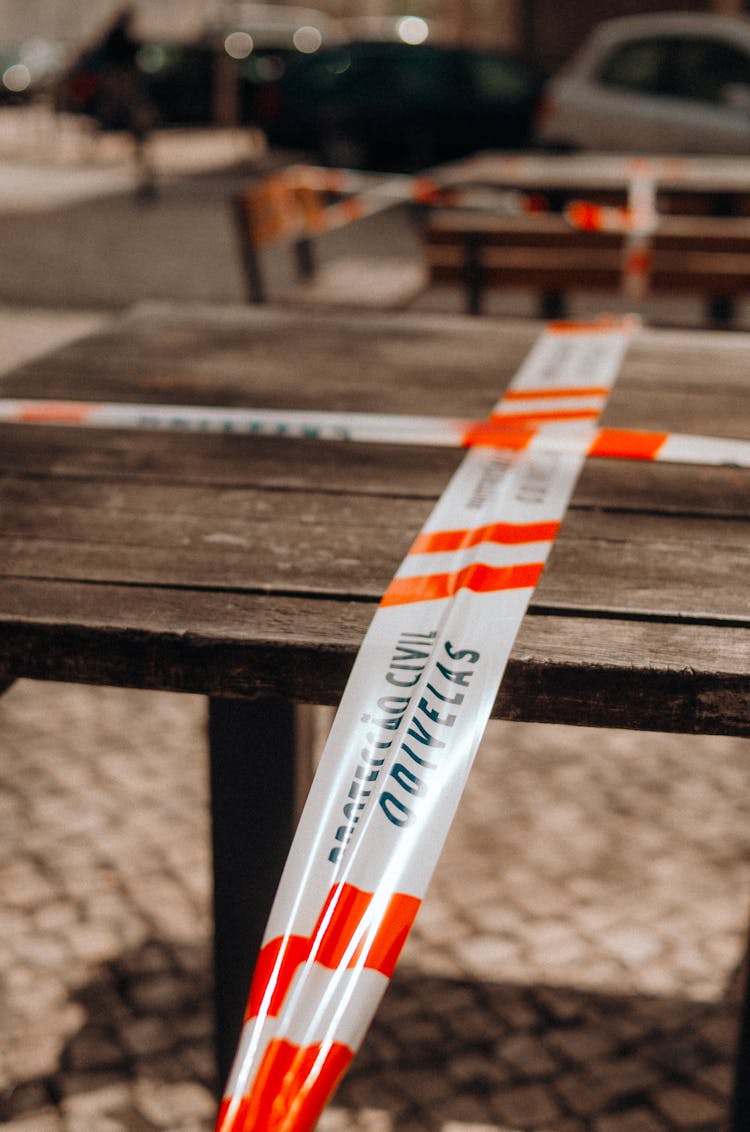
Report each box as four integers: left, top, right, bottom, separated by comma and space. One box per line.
440, 151, 750, 215
0, 300, 748, 1116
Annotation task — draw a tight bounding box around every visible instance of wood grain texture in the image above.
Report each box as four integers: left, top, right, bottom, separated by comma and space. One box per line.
0, 578, 746, 734
1, 302, 748, 733
1, 477, 747, 617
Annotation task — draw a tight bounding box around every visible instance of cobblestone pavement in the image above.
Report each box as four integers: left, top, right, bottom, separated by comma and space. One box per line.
1, 112, 750, 1132
0, 680, 749, 1132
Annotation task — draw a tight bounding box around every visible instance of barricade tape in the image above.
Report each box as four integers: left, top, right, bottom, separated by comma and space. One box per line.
214, 315, 639, 1132
249, 176, 402, 245
562, 158, 659, 236
241, 165, 548, 248
283, 163, 549, 214
564, 200, 657, 236
564, 168, 659, 302
2, 397, 749, 467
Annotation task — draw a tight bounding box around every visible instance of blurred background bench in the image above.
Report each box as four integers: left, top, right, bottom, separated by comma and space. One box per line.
424, 210, 750, 326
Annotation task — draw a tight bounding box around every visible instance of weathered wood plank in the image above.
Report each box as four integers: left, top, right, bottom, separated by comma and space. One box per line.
8, 464, 748, 528
0, 307, 534, 413
1, 470, 747, 619
1, 305, 748, 737
576, 460, 750, 519
3, 350, 747, 432
1, 420, 749, 516
0, 579, 747, 734
0, 425, 463, 498
4, 303, 750, 411
2, 319, 749, 466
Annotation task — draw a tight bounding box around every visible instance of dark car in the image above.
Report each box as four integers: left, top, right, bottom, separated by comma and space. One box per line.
53, 35, 298, 128
256, 40, 545, 170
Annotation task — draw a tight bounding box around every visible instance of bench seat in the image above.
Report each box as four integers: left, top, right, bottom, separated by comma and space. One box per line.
425, 211, 750, 322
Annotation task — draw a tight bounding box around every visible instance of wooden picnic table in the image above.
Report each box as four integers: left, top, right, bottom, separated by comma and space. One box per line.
438, 151, 750, 214
0, 300, 749, 1121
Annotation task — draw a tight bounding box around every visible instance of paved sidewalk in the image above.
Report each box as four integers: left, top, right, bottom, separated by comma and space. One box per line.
0, 307, 112, 374
0, 681, 748, 1132
0, 103, 288, 311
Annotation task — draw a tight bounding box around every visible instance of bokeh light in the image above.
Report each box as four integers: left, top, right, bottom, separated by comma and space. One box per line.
3, 63, 31, 92
225, 31, 255, 59
293, 26, 323, 54
397, 16, 429, 45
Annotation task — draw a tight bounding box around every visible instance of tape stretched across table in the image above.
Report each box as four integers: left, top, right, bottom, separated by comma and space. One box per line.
564, 168, 658, 303
240, 164, 544, 251
275, 163, 547, 215
2, 397, 749, 467
214, 315, 638, 1132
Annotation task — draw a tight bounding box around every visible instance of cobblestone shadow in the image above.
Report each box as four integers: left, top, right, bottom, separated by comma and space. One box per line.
0, 938, 218, 1129
2, 682, 750, 1131
336, 966, 743, 1131
1, 943, 741, 1131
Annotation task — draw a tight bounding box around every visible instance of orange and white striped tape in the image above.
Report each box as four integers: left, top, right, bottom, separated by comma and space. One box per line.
564, 200, 653, 235
4, 316, 746, 1131
214, 315, 638, 1132
564, 167, 658, 302
284, 163, 548, 214
2, 397, 748, 467
243, 164, 548, 247
565, 164, 658, 237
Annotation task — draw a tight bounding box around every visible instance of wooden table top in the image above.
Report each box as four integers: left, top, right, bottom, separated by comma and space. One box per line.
1, 301, 748, 736
440, 151, 750, 194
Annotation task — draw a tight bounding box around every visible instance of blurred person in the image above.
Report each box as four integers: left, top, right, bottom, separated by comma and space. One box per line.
96, 6, 158, 200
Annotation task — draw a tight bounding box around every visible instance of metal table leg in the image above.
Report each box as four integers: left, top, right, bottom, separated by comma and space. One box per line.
209, 695, 297, 1092
730, 923, 750, 1132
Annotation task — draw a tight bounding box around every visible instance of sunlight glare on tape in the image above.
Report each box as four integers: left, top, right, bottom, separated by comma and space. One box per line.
213, 315, 638, 1132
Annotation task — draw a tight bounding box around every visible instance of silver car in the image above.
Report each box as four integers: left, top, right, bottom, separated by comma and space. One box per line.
533, 11, 750, 154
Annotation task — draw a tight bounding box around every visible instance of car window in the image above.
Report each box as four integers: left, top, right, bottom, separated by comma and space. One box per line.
596, 36, 669, 95
666, 37, 750, 103
287, 44, 453, 102
467, 53, 535, 104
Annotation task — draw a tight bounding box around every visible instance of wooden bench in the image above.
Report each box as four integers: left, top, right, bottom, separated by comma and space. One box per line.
424, 210, 750, 325
232, 172, 426, 309
435, 152, 750, 218
436, 184, 750, 218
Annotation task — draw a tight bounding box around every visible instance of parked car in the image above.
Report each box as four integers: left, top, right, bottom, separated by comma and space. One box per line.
256, 40, 545, 170
533, 11, 750, 154
53, 5, 343, 129
204, 2, 346, 51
